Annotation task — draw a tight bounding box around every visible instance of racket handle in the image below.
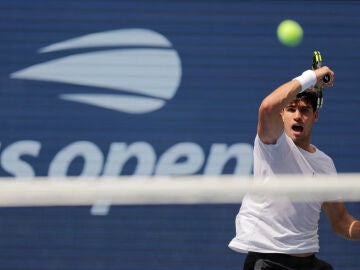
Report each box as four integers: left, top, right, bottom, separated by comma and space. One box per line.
323, 74, 330, 83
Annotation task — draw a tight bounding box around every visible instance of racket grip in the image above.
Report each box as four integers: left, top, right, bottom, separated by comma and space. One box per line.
323, 74, 330, 83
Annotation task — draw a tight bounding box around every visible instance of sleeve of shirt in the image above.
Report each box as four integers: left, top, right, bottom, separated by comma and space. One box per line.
254, 131, 292, 162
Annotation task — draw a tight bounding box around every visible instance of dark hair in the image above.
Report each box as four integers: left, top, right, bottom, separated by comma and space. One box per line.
296, 90, 318, 111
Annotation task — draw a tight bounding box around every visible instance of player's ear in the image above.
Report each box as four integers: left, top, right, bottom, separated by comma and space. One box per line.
314, 109, 319, 122
280, 109, 285, 120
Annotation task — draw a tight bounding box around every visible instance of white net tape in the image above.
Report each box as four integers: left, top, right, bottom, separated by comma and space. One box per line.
0, 173, 359, 207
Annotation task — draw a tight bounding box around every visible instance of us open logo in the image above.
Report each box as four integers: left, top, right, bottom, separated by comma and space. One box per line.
10, 28, 182, 114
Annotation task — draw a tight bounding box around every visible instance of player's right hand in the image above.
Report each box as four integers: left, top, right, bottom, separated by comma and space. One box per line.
314, 66, 334, 88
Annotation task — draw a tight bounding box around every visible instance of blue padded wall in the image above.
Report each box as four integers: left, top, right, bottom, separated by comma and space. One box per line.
0, 1, 359, 269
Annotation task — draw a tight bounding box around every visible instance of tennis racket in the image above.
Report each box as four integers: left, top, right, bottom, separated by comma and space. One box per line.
312, 50, 330, 109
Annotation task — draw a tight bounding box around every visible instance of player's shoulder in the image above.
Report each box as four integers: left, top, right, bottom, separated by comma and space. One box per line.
255, 131, 287, 148
254, 132, 292, 162
310, 145, 337, 173
312, 145, 333, 161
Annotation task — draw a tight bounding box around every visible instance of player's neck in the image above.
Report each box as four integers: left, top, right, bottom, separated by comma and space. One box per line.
295, 140, 315, 153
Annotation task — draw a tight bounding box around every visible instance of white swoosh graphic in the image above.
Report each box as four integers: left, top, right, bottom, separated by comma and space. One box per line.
39, 29, 172, 53
11, 49, 181, 100
61, 94, 165, 114
10, 28, 182, 114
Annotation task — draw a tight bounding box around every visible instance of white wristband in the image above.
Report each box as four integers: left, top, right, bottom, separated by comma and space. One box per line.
293, 70, 317, 93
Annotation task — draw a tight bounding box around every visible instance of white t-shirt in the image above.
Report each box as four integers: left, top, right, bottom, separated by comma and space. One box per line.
228, 132, 337, 254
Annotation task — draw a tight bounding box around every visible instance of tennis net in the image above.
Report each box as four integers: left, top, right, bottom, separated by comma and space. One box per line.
0, 174, 358, 270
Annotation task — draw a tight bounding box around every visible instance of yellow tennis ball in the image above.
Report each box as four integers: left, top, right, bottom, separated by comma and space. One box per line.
277, 20, 303, 47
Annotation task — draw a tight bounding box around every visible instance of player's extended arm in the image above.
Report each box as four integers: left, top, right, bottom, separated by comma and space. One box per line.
323, 201, 360, 240
257, 66, 334, 145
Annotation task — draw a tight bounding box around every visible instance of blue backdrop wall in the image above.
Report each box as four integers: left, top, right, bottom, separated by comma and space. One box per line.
0, 0, 359, 269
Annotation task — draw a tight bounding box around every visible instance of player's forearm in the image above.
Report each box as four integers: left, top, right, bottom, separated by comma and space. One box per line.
260, 79, 302, 114
260, 67, 332, 115
333, 216, 360, 240
257, 77, 306, 144
323, 202, 360, 240
348, 220, 360, 240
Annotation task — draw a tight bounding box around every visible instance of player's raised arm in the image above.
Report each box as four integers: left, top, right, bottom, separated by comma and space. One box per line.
257, 66, 334, 145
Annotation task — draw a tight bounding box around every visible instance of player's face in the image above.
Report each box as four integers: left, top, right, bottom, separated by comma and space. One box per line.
281, 100, 318, 149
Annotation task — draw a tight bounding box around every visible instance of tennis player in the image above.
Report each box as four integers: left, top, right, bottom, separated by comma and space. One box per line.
229, 66, 360, 269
